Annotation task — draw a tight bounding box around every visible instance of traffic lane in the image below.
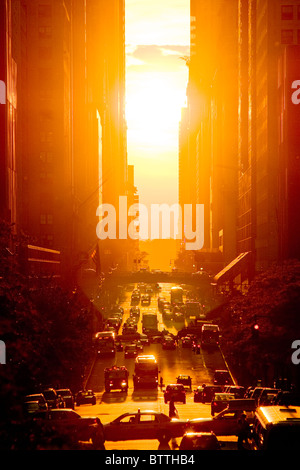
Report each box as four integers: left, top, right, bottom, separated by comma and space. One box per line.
76, 398, 238, 450
87, 341, 214, 395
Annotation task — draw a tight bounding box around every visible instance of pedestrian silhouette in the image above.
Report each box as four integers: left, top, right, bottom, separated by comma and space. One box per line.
169, 398, 178, 418
160, 376, 163, 390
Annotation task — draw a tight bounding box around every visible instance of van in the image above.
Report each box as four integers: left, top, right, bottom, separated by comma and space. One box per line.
249, 406, 300, 450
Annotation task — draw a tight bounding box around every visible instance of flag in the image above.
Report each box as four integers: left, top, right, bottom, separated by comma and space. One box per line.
91, 243, 101, 275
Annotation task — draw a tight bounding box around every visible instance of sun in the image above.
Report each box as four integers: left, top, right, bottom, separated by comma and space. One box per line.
126, 71, 186, 150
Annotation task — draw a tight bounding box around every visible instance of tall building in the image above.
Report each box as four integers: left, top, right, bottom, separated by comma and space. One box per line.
178, 0, 238, 275
1, 0, 133, 281
95, 0, 129, 272
0, 0, 18, 227
237, 0, 300, 271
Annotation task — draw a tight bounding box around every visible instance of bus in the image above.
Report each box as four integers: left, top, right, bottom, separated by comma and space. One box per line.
95, 331, 116, 357
170, 286, 183, 305
133, 355, 159, 390
142, 313, 158, 334
201, 324, 220, 349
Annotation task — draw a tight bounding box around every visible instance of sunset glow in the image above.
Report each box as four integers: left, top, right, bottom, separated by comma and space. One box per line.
125, 1, 190, 207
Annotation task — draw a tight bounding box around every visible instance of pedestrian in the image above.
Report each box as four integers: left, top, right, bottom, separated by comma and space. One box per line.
160, 376, 163, 390
169, 398, 178, 419
237, 413, 250, 450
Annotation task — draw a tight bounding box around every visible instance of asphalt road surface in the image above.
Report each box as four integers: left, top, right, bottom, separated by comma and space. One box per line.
78, 283, 238, 450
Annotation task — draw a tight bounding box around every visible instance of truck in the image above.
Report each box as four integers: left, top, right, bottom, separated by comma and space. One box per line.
170, 286, 183, 305
201, 324, 220, 349
142, 313, 158, 334
185, 301, 202, 319
133, 355, 159, 390
104, 366, 128, 393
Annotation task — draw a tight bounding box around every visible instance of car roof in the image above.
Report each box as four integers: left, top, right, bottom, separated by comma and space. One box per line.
116, 410, 166, 419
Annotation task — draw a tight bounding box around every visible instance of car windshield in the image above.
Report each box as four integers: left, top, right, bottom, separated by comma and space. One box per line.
215, 394, 235, 401
178, 377, 190, 384
43, 391, 56, 399
169, 385, 183, 391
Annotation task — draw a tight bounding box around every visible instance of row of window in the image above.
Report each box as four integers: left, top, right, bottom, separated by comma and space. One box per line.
281, 4, 300, 21
281, 28, 300, 43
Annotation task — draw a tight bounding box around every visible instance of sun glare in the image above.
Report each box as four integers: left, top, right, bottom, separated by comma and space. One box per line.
126, 72, 186, 150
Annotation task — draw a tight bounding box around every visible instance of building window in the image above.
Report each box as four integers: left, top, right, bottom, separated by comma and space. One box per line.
281, 29, 294, 44
39, 26, 52, 38
281, 5, 293, 20
40, 214, 53, 225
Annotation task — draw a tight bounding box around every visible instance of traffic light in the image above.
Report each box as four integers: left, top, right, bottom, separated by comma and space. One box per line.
251, 322, 259, 339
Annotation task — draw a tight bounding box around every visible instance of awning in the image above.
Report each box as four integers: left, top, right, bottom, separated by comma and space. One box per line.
213, 252, 252, 284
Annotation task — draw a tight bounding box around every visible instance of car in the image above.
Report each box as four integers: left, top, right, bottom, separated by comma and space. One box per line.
157, 296, 166, 310
213, 370, 232, 385
257, 388, 280, 406
23, 401, 41, 416
109, 312, 123, 322
131, 294, 140, 305
31, 409, 105, 449
134, 340, 144, 352
194, 386, 205, 403
141, 294, 151, 305
173, 311, 185, 322
164, 384, 186, 404
24, 393, 48, 411
249, 387, 265, 405
124, 343, 139, 358
189, 406, 256, 436
224, 386, 246, 398
181, 336, 193, 348
42, 388, 60, 409
76, 390, 96, 406
130, 306, 140, 319
179, 432, 221, 450
211, 393, 236, 416
115, 340, 124, 351
176, 375, 192, 390
162, 336, 176, 350
139, 333, 150, 346
105, 317, 121, 333
56, 389, 75, 409
162, 307, 173, 320
103, 410, 189, 444
197, 385, 224, 403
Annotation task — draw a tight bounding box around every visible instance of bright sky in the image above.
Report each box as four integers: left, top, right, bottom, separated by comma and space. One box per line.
125, 0, 190, 208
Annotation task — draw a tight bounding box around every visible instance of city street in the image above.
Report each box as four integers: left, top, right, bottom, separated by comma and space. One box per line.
78, 282, 238, 450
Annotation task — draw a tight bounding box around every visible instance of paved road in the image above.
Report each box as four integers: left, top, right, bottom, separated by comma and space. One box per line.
79, 283, 238, 450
